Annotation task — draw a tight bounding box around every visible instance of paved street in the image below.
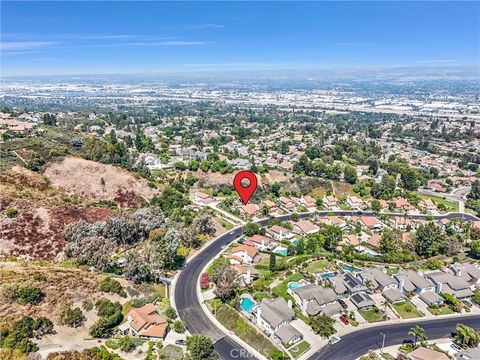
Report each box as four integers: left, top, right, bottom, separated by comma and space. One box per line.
173, 211, 480, 360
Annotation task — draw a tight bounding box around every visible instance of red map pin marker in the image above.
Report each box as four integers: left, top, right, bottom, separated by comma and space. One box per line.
234, 170, 258, 205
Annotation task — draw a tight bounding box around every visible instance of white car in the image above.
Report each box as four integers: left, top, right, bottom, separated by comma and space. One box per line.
450, 343, 463, 352
328, 335, 341, 345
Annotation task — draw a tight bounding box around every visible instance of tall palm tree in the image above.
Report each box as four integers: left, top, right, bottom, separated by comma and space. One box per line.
408, 325, 427, 347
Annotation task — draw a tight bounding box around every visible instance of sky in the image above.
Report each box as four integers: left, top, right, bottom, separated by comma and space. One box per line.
1, 1, 479, 77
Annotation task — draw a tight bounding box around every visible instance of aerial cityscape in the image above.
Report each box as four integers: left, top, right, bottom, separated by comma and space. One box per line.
1, 2, 480, 360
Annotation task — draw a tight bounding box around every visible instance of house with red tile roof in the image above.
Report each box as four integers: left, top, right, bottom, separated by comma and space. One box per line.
428, 182, 447, 193
293, 220, 319, 235
244, 234, 275, 251
229, 245, 259, 265
323, 195, 338, 209
194, 191, 215, 205
124, 304, 168, 339
341, 234, 360, 246
267, 225, 295, 241
240, 203, 260, 216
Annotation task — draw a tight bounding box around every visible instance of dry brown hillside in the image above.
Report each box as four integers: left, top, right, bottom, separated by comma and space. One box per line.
44, 157, 161, 208
0, 166, 114, 260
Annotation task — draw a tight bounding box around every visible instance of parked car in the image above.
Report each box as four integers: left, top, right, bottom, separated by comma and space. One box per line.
339, 315, 349, 325
328, 336, 341, 345
402, 339, 414, 345
175, 340, 186, 346
462, 299, 473, 308
451, 343, 463, 352
338, 299, 348, 309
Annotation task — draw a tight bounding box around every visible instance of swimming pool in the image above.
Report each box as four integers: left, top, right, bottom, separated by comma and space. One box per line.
342, 265, 361, 272
274, 246, 288, 256
288, 280, 307, 290
240, 297, 255, 313
288, 282, 301, 290
320, 272, 336, 279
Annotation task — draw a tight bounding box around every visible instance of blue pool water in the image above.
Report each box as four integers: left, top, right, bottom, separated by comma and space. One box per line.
241, 298, 255, 313
288, 282, 302, 290
275, 249, 288, 256
342, 265, 361, 272
320, 272, 336, 279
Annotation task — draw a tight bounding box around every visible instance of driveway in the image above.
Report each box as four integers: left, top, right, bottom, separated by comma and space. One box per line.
291, 319, 319, 345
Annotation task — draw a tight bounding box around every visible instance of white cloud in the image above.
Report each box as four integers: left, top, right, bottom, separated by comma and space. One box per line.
0, 41, 56, 51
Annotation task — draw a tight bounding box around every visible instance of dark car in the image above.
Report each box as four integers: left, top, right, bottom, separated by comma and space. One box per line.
338, 299, 348, 309
402, 339, 414, 345
175, 339, 186, 346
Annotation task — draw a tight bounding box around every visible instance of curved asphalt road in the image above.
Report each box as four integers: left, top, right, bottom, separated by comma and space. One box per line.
174, 211, 479, 360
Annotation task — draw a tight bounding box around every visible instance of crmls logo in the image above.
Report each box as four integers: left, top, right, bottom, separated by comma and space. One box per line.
230, 349, 257, 358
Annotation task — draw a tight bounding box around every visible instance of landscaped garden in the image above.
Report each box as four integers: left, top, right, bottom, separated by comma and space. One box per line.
359, 307, 387, 323
272, 273, 304, 300
427, 304, 454, 316
215, 304, 280, 358
306, 259, 333, 273
288, 340, 311, 359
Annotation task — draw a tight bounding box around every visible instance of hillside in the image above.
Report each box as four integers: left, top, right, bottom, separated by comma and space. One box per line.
44, 157, 161, 208
0, 166, 114, 260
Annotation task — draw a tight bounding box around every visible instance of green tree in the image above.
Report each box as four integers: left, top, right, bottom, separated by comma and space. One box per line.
400, 167, 420, 191
467, 180, 480, 201
185, 335, 218, 360
408, 325, 427, 347
379, 228, 401, 254
344, 165, 358, 184
472, 289, 480, 305
243, 222, 261, 236
414, 223, 444, 258
271, 182, 281, 197
454, 324, 480, 348
269, 252, 276, 272
118, 335, 136, 352
309, 315, 336, 338
470, 240, 480, 258
319, 225, 342, 251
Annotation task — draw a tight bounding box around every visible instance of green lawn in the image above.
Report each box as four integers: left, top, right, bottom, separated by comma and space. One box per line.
418, 194, 459, 212
215, 304, 279, 358
158, 344, 183, 360
253, 292, 271, 302
386, 268, 399, 276
427, 305, 454, 316
289, 341, 311, 359
381, 353, 396, 360
306, 259, 332, 273
272, 273, 304, 300
359, 307, 387, 323
392, 301, 423, 319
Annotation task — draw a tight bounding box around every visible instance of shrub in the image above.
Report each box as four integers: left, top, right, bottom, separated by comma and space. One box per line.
5, 208, 19, 218
164, 306, 177, 320
59, 304, 85, 328
200, 272, 210, 289
1, 283, 44, 305
99, 278, 127, 297
118, 335, 136, 352
173, 320, 185, 333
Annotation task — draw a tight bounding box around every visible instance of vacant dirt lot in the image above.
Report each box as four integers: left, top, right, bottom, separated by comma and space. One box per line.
44, 157, 160, 208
